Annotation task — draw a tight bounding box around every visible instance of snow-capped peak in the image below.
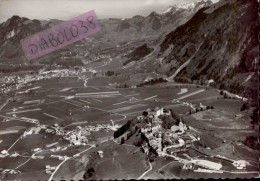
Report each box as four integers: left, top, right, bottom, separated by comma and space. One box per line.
162, 0, 216, 14
175, 2, 197, 10
162, 6, 173, 14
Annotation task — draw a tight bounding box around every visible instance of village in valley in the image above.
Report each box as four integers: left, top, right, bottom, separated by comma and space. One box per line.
0, 66, 258, 179
0, 0, 259, 180
0, 108, 119, 175
0, 63, 258, 180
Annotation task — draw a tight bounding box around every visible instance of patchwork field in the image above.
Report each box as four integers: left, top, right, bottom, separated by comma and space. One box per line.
0, 74, 257, 180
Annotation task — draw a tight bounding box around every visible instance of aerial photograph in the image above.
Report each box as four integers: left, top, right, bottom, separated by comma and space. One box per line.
0, 0, 258, 180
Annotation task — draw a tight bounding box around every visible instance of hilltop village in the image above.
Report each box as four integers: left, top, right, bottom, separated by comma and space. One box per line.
112, 106, 249, 173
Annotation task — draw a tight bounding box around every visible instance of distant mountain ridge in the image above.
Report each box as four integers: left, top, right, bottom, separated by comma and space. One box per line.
93, 0, 214, 43
0, 0, 213, 65
0, 0, 257, 100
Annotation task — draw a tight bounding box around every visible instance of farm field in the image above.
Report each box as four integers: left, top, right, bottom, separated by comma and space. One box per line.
0, 73, 257, 180
54, 140, 149, 180
0, 0, 259, 179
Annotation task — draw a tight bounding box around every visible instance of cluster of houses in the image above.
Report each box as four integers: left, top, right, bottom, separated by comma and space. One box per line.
0, 150, 41, 160
0, 75, 31, 94
45, 124, 65, 136
170, 121, 187, 133
63, 124, 117, 145
45, 165, 57, 175
49, 145, 67, 152
0, 73, 45, 94
137, 107, 174, 155
137, 107, 246, 173
215, 155, 249, 170
84, 124, 113, 132
134, 107, 226, 172
220, 90, 248, 101
0, 150, 9, 158
50, 155, 69, 161
13, 117, 40, 125
163, 132, 199, 155
131, 107, 198, 157
0, 68, 82, 95
0, 169, 20, 175
113, 107, 164, 154
22, 126, 41, 138
63, 126, 90, 145
172, 99, 214, 115
43, 122, 116, 146
88, 54, 111, 61
43, 124, 87, 145
39, 68, 80, 77
187, 103, 214, 115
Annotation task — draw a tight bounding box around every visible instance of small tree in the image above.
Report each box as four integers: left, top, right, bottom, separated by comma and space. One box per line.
135, 126, 139, 132
223, 93, 228, 99
240, 103, 247, 111
121, 137, 125, 144
127, 132, 132, 139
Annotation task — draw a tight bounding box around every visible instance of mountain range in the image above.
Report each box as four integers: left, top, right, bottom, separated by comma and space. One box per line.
0, 0, 258, 100
0, 0, 213, 65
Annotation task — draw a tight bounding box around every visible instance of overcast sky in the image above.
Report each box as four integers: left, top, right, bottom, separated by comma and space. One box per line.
0, 0, 218, 23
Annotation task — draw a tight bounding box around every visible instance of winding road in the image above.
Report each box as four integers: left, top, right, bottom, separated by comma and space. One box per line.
48, 145, 95, 181
137, 161, 152, 180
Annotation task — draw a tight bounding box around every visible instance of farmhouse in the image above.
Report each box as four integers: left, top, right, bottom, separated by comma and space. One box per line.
97, 150, 104, 158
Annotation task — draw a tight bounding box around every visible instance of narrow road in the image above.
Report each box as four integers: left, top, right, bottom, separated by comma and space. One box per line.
15, 158, 32, 169
144, 95, 158, 101
163, 139, 185, 152
48, 157, 69, 181
0, 99, 9, 111
7, 136, 21, 152
138, 161, 152, 180
83, 78, 89, 87
167, 41, 204, 81
48, 145, 94, 181
15, 150, 44, 170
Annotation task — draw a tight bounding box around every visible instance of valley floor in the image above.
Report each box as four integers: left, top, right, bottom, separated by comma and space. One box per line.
0, 66, 258, 180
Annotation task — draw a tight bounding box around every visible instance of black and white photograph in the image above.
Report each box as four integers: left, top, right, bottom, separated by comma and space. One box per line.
0, 0, 259, 180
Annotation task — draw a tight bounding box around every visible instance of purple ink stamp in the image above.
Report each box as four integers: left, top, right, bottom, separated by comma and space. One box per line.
20, 10, 101, 60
